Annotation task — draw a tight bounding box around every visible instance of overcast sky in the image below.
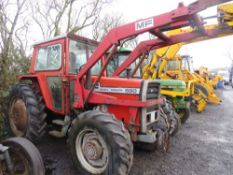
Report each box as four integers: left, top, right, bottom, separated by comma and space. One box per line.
107, 0, 233, 70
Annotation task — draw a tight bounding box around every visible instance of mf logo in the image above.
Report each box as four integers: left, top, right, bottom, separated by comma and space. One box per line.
135, 18, 154, 31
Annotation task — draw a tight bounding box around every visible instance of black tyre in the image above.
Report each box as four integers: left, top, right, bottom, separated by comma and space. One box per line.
67, 110, 133, 175
194, 83, 208, 97
162, 101, 180, 136
134, 128, 170, 152
1, 137, 45, 175
177, 108, 190, 124
171, 110, 181, 136
5, 83, 47, 143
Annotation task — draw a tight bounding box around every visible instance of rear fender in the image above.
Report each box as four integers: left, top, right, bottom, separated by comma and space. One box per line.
18, 75, 63, 114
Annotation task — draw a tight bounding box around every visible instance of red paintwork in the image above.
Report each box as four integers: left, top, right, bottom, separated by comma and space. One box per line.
18, 0, 229, 133
113, 27, 233, 77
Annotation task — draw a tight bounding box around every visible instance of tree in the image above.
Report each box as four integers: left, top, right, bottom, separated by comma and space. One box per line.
91, 13, 139, 51
0, 0, 118, 135
0, 0, 30, 133
30, 0, 111, 39
92, 14, 123, 41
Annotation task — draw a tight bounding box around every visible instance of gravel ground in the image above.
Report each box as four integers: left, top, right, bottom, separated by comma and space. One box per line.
38, 87, 233, 175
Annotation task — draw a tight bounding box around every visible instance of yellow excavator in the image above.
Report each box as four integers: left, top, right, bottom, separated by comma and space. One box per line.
197, 66, 221, 88
144, 48, 211, 112
143, 3, 233, 112
210, 74, 225, 88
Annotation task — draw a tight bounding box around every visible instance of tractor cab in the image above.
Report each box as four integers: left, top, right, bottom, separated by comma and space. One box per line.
161, 57, 183, 80
32, 34, 99, 74
181, 55, 194, 73
27, 34, 100, 114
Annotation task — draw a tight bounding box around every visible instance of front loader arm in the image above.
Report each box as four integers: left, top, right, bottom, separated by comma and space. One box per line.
113, 4, 233, 78
78, 0, 230, 80
113, 24, 233, 77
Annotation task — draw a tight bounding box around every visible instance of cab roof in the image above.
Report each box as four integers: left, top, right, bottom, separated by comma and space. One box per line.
33, 33, 99, 47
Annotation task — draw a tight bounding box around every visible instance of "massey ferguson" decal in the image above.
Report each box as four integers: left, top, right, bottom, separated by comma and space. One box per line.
94, 85, 140, 95
135, 18, 154, 31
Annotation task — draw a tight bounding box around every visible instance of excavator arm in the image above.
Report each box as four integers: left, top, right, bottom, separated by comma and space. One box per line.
218, 3, 233, 26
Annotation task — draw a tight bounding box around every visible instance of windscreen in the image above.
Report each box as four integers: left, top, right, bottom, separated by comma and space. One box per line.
107, 53, 141, 78
182, 57, 194, 72
69, 39, 100, 75
165, 60, 180, 71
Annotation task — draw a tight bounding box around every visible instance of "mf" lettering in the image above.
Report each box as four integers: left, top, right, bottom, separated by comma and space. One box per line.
135, 18, 154, 31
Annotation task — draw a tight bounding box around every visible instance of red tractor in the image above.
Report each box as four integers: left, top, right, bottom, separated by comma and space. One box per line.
4, 0, 229, 174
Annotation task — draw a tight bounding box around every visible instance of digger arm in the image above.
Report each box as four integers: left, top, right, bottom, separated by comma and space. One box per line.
218, 3, 233, 26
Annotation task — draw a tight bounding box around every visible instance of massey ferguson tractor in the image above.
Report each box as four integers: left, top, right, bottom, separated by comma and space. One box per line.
4, 0, 231, 174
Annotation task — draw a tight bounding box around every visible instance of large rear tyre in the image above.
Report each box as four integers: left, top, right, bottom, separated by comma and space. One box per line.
67, 110, 133, 175
0, 137, 45, 175
177, 108, 190, 124
5, 83, 47, 143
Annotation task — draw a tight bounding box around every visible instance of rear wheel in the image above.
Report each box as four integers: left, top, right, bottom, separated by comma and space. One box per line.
5, 83, 47, 143
177, 108, 190, 124
0, 137, 45, 175
67, 110, 133, 175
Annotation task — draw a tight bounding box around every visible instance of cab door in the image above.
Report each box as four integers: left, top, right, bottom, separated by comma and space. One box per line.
34, 39, 66, 114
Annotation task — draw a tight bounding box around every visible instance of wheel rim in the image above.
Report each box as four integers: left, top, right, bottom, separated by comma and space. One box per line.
9, 98, 28, 136
0, 149, 30, 175
178, 110, 185, 120
75, 128, 109, 174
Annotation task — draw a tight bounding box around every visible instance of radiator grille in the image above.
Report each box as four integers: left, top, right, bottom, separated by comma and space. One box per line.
146, 82, 160, 100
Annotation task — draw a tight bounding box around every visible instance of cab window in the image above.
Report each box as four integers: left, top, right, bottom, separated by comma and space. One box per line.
69, 39, 100, 75
35, 44, 62, 71
107, 53, 141, 77
165, 60, 180, 71
69, 40, 87, 73
89, 45, 101, 75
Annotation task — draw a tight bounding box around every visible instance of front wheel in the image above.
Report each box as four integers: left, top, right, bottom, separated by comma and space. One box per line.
177, 108, 190, 124
0, 137, 45, 175
161, 101, 180, 136
67, 110, 133, 175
